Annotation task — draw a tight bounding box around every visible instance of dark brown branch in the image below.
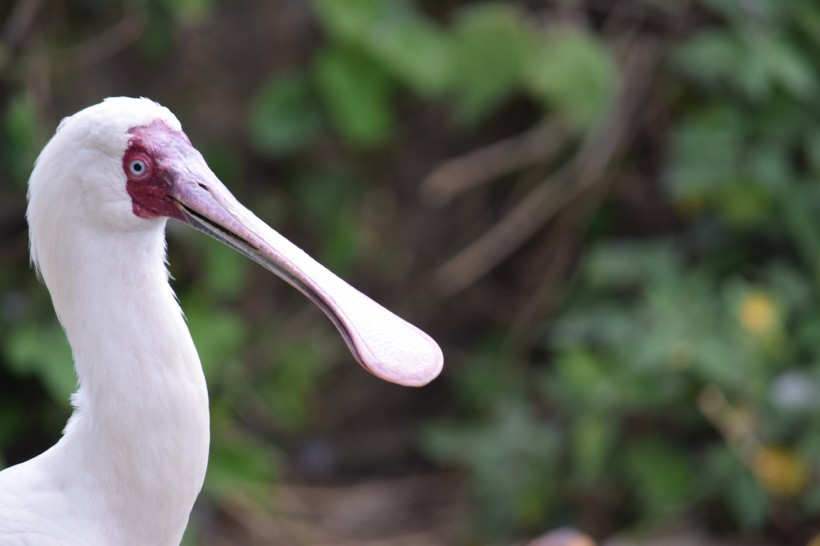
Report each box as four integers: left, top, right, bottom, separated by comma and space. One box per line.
430, 41, 659, 298
419, 120, 566, 207
62, 13, 147, 70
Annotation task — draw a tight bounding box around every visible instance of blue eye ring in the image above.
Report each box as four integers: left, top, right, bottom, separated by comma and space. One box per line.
129, 159, 148, 176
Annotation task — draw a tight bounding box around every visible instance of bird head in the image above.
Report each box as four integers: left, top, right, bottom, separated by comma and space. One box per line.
27, 97, 442, 387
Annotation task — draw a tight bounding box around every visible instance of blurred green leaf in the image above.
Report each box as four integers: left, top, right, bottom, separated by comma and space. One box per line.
184, 299, 246, 380
674, 28, 817, 102
201, 239, 249, 299
804, 128, 820, 177
582, 240, 682, 290
295, 170, 358, 219
782, 184, 820, 268
293, 170, 362, 272
258, 340, 326, 431
622, 440, 698, 518
666, 104, 744, 204
311, 0, 388, 39
791, 3, 820, 50
247, 74, 324, 154
525, 28, 617, 128
706, 446, 769, 529
314, 47, 394, 147
160, 0, 213, 25
743, 33, 816, 101
0, 399, 25, 449
312, 0, 452, 96
320, 219, 358, 274
364, 17, 453, 96
799, 480, 820, 515
4, 324, 74, 405
453, 342, 519, 414
4, 93, 39, 186
550, 347, 615, 412
673, 29, 744, 88
446, 4, 537, 123
205, 430, 279, 499
572, 414, 616, 483
423, 400, 559, 536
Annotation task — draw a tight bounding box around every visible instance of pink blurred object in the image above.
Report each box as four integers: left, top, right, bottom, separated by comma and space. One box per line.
526, 527, 597, 546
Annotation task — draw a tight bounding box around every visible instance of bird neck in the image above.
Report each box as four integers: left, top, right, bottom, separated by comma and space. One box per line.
44, 220, 210, 544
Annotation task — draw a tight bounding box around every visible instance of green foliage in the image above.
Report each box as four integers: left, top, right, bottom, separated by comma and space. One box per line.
196, 231, 250, 300
248, 0, 616, 155
3, 93, 41, 187
255, 339, 328, 431
416, 1, 820, 540
674, 29, 817, 101
424, 400, 560, 536
312, 0, 453, 97
292, 169, 363, 272
248, 74, 324, 154
4, 323, 74, 405
313, 47, 395, 147
525, 28, 617, 128
184, 298, 247, 380
160, 0, 213, 25
6, 0, 820, 543
622, 440, 698, 518
705, 445, 769, 529
204, 414, 280, 500
445, 4, 537, 123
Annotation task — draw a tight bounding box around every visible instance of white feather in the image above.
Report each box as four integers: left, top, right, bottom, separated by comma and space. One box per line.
0, 98, 208, 546
0, 95, 443, 546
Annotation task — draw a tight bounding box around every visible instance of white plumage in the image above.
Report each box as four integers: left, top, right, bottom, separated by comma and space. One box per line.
0, 98, 442, 545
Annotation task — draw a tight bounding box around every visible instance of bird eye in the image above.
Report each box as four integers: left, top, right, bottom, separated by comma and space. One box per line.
129, 159, 148, 176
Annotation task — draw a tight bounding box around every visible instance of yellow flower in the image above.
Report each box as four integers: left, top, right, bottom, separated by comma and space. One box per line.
739, 291, 777, 335
752, 447, 808, 498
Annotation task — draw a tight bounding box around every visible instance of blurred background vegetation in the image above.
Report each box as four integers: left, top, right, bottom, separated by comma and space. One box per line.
1, 0, 820, 544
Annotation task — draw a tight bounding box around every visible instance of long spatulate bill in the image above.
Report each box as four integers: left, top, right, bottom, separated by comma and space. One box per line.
167, 157, 443, 387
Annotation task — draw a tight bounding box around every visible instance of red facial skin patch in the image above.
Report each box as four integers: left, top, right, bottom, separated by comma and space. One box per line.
123, 120, 193, 222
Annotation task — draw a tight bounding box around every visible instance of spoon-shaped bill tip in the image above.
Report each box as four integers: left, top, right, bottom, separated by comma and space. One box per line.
170, 173, 443, 387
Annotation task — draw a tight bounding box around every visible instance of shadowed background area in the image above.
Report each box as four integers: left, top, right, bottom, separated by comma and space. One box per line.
1, 1, 819, 545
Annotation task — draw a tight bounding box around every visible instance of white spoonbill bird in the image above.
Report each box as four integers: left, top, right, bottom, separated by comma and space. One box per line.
0, 97, 443, 545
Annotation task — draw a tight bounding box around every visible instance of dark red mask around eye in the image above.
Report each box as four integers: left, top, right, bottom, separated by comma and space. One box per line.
123, 120, 191, 221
